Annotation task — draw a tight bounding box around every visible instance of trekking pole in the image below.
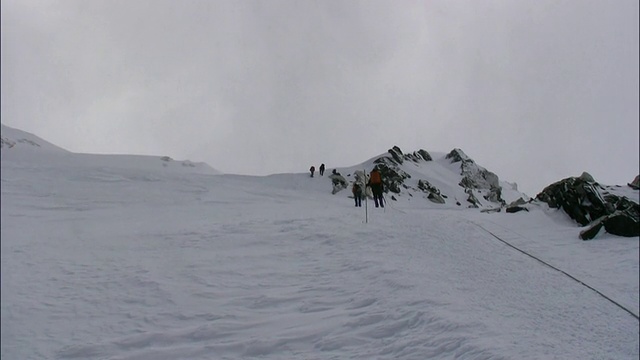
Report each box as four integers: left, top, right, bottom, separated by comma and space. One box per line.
381, 182, 386, 213
381, 192, 385, 213
364, 168, 368, 224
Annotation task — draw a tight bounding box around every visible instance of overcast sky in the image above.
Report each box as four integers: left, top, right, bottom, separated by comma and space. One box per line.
2, 0, 638, 195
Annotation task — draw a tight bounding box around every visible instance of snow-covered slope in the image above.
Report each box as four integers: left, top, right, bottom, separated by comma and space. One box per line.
1, 127, 638, 360
328, 146, 529, 209
1, 123, 222, 175
1, 123, 69, 152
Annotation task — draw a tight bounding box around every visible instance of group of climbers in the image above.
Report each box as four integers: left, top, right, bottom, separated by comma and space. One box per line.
352, 167, 383, 208
310, 163, 384, 208
309, 163, 325, 178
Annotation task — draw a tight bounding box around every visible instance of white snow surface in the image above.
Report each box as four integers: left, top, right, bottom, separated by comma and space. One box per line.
1, 124, 221, 175
1, 130, 639, 359
1, 123, 69, 153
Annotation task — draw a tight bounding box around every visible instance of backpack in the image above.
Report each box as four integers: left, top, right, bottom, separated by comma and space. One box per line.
369, 170, 381, 184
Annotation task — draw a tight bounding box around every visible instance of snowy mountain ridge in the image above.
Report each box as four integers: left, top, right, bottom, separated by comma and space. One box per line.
1, 123, 69, 152
2, 123, 636, 239
320, 145, 528, 212
0, 124, 222, 175
1, 123, 638, 360
1, 123, 527, 208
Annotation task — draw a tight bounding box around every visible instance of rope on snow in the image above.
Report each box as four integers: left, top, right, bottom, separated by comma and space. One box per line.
473, 222, 639, 321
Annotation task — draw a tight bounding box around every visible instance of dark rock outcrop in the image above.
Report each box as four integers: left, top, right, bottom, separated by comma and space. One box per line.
505, 197, 530, 213
403, 149, 433, 163
603, 210, 639, 237
373, 148, 414, 194
388, 146, 404, 164
466, 189, 480, 208
417, 149, 433, 162
579, 221, 604, 240
418, 179, 445, 204
386, 146, 433, 165
506, 206, 529, 213
458, 161, 500, 192
446, 148, 505, 206
366, 146, 508, 209
445, 148, 469, 163
537, 172, 609, 226
329, 173, 348, 194
371, 159, 410, 194
580, 208, 639, 240
1, 137, 40, 148
537, 172, 639, 239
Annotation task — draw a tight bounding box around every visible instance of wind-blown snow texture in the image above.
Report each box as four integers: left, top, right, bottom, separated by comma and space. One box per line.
1, 125, 638, 360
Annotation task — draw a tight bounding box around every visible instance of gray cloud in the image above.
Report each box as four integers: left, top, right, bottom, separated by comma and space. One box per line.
2, 0, 638, 195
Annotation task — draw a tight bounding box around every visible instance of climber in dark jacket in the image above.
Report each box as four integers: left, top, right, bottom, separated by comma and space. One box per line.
352, 182, 363, 207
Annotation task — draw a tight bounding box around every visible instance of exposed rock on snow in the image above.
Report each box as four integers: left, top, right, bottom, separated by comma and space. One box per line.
537, 174, 609, 225
417, 179, 445, 204
1, 124, 69, 152
372, 148, 412, 194
579, 206, 640, 240
0, 137, 16, 148
504, 197, 532, 213
386, 146, 432, 165
329, 171, 348, 194
371, 161, 410, 194
536, 174, 639, 239
359, 146, 509, 209
446, 148, 505, 206
445, 148, 471, 163
506, 205, 529, 213
466, 189, 481, 208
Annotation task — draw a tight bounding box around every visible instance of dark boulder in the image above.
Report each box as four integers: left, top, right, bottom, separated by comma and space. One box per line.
506, 206, 529, 213
403, 149, 433, 163
539, 172, 639, 239
417, 149, 433, 162
580, 209, 639, 240
604, 210, 639, 237
466, 189, 480, 208
580, 221, 604, 240
386, 146, 433, 165
418, 179, 445, 204
536, 173, 608, 226
445, 148, 470, 163
506, 198, 530, 213
388, 146, 404, 164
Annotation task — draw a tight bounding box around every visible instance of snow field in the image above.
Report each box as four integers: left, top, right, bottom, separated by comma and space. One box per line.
1, 153, 638, 359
